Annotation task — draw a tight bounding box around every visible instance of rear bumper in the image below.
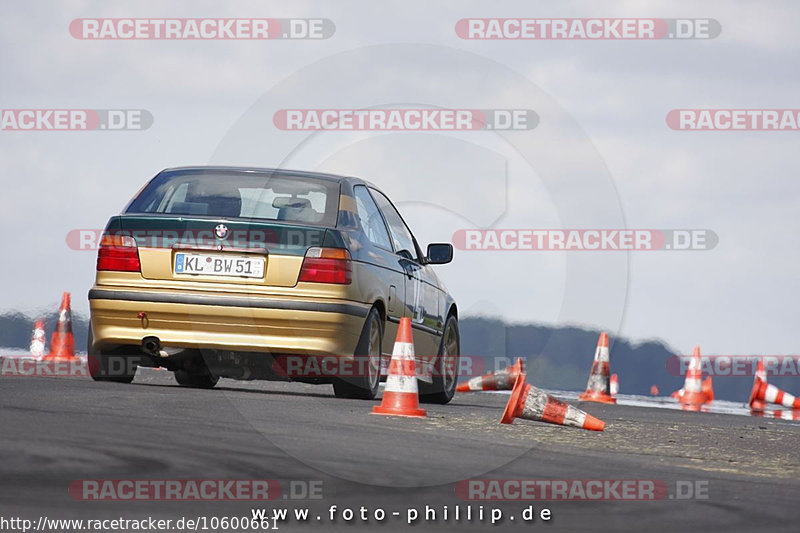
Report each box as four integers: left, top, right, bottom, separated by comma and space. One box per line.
88, 288, 368, 356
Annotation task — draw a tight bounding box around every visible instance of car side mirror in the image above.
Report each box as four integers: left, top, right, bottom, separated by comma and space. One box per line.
426, 243, 453, 265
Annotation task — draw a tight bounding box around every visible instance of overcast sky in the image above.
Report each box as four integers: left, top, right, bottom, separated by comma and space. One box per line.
1, 0, 799, 356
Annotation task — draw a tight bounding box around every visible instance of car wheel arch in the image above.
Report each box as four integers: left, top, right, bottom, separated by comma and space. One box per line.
371, 299, 387, 326
447, 303, 458, 321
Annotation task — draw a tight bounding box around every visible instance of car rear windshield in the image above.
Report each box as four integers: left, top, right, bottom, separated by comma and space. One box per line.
126, 171, 341, 226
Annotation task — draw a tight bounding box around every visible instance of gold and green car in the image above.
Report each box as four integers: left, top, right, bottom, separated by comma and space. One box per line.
88, 166, 459, 402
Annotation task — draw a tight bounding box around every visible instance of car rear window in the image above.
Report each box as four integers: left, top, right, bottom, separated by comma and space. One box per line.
126, 171, 341, 226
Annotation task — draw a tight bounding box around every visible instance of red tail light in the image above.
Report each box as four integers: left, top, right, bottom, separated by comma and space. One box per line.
97, 234, 141, 272
298, 247, 352, 284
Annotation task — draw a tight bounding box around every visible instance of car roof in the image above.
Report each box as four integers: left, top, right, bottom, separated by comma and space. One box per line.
160, 166, 378, 188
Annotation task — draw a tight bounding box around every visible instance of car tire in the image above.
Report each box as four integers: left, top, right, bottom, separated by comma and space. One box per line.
332, 306, 382, 400
420, 314, 460, 404
174, 358, 219, 389
87, 328, 136, 384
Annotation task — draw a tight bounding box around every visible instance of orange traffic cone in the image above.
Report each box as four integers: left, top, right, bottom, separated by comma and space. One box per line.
702, 376, 714, 403
650, 385, 660, 396
749, 360, 767, 412
44, 292, 78, 362
749, 408, 800, 420
681, 403, 709, 413
610, 373, 619, 397
772, 410, 800, 421
500, 373, 605, 431
749, 377, 800, 410
372, 317, 426, 418
673, 346, 707, 405
29, 319, 46, 359
578, 332, 616, 404
457, 357, 524, 392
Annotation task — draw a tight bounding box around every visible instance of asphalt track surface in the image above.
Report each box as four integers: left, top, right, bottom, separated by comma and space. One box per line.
2, 370, 800, 532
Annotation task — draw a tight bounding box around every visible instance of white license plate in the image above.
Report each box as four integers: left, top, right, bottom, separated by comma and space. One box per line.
174, 252, 265, 278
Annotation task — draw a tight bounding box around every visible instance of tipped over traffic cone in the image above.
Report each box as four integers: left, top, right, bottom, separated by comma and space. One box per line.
749, 377, 800, 410
372, 317, 426, 418
29, 320, 46, 359
749, 360, 767, 412
673, 346, 708, 406
772, 410, 800, 421
610, 373, 619, 397
457, 357, 524, 392
578, 332, 616, 404
500, 373, 605, 431
44, 292, 78, 362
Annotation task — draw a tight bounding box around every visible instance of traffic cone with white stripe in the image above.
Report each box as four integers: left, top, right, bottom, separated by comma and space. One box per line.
372, 317, 426, 418
702, 376, 714, 403
610, 373, 619, 397
749, 377, 800, 410
772, 410, 800, 421
44, 292, 78, 362
29, 320, 46, 359
456, 357, 524, 392
578, 332, 616, 404
749, 360, 767, 412
674, 346, 707, 406
500, 373, 605, 431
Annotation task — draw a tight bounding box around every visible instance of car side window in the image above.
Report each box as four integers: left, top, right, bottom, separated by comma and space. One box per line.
369, 188, 420, 262
353, 186, 393, 250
